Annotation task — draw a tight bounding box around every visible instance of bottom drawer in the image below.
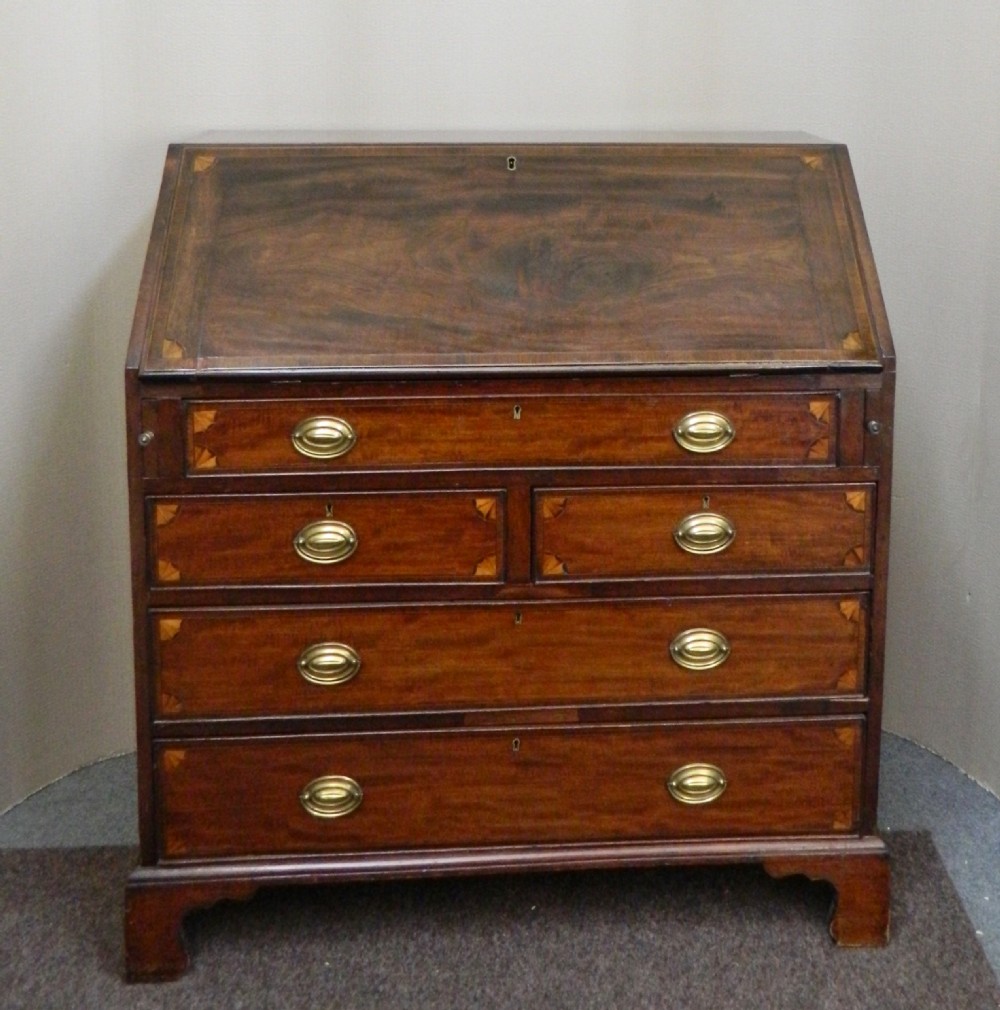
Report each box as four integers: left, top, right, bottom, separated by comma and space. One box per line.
157, 720, 862, 860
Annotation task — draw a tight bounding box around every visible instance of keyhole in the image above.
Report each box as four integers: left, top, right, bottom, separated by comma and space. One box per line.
702, 495, 710, 510
512, 738, 521, 754
507, 156, 517, 171
325, 503, 334, 517
513, 404, 522, 420
514, 611, 523, 625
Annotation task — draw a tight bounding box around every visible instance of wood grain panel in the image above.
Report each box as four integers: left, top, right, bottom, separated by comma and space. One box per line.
535, 485, 873, 580
156, 720, 861, 858
151, 492, 503, 586
140, 144, 878, 376
183, 393, 837, 472
153, 594, 867, 719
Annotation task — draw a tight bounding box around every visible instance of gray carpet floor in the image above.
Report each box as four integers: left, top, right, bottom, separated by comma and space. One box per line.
3, 831, 1000, 1008
1, 732, 998, 982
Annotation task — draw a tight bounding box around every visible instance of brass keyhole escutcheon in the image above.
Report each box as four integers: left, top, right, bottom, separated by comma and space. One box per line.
507, 156, 517, 171
513, 404, 522, 420
512, 737, 521, 754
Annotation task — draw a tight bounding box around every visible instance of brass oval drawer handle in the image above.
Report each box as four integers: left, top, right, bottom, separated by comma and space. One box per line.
299, 775, 364, 819
297, 642, 361, 686
667, 763, 727, 805
293, 520, 358, 565
673, 512, 735, 555
669, 628, 731, 670
673, 411, 735, 454
291, 416, 357, 460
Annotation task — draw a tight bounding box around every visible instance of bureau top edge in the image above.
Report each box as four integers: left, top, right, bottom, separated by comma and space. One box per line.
131, 358, 885, 382
189, 131, 833, 146
130, 142, 893, 379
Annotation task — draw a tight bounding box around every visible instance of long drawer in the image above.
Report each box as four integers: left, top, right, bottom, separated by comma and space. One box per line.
182, 393, 839, 474
150, 491, 504, 586
156, 719, 862, 859
153, 595, 867, 719
536, 484, 874, 580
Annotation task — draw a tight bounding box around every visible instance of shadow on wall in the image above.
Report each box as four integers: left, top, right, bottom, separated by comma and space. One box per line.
2, 216, 153, 812
881, 360, 978, 753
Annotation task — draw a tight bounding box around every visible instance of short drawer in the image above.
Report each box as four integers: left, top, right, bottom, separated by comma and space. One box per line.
183, 393, 838, 473
156, 719, 862, 859
536, 484, 873, 581
152, 594, 867, 719
150, 491, 503, 587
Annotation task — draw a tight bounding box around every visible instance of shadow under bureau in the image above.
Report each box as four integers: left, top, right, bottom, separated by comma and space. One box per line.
124, 137, 894, 981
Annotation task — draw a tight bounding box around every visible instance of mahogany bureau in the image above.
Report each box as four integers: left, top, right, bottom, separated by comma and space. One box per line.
123, 138, 895, 981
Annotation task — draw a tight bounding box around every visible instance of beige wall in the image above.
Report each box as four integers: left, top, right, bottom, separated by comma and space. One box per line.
3, 2, 999, 811
1, 4, 133, 810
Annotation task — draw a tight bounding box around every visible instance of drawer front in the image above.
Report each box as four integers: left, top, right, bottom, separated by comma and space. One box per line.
151, 492, 503, 587
153, 595, 867, 719
184, 393, 837, 473
536, 485, 873, 581
156, 720, 862, 859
